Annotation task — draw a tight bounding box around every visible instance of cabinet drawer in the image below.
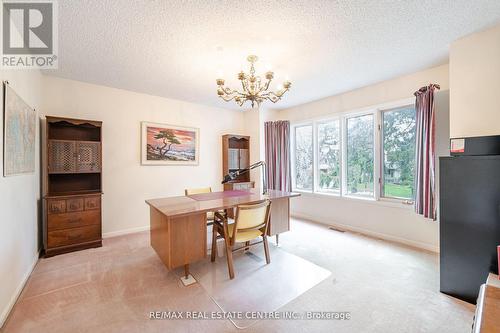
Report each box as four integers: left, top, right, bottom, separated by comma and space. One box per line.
66, 198, 84, 212
48, 224, 101, 248
47, 199, 66, 214
84, 196, 100, 210
48, 210, 100, 231
232, 182, 253, 190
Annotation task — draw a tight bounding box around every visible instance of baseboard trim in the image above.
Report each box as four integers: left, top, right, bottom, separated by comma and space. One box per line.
292, 212, 439, 253
102, 225, 150, 238
0, 249, 40, 329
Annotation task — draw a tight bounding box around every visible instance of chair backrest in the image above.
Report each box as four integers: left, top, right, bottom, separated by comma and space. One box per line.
234, 200, 271, 232
185, 187, 212, 196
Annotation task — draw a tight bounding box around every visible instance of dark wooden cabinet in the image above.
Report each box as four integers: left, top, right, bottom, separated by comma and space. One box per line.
43, 116, 103, 257
48, 140, 101, 173
222, 134, 252, 185
222, 135, 254, 218
222, 135, 255, 191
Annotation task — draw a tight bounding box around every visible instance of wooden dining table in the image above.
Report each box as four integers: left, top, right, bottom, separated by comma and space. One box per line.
145, 189, 300, 281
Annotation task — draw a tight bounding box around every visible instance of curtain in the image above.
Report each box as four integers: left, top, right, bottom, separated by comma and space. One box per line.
414, 83, 440, 220
264, 120, 291, 191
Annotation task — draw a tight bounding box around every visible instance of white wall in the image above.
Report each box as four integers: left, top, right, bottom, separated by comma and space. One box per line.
243, 108, 262, 189
240, 107, 281, 190
41, 76, 246, 236
0, 70, 44, 326
450, 24, 500, 137
273, 65, 450, 252
276, 64, 449, 122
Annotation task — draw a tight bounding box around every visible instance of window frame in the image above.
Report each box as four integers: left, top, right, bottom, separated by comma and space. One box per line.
379, 104, 417, 203
290, 97, 415, 206
315, 117, 342, 195
343, 110, 377, 199
291, 122, 314, 193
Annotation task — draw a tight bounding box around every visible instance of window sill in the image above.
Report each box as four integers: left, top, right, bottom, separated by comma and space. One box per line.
293, 190, 415, 210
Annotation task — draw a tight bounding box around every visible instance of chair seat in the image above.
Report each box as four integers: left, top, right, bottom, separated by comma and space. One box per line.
207, 210, 226, 221
227, 224, 264, 243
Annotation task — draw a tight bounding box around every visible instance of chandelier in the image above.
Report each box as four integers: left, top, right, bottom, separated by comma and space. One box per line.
216, 55, 291, 108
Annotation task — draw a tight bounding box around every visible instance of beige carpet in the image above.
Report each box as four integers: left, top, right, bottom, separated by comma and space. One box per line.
2, 218, 474, 332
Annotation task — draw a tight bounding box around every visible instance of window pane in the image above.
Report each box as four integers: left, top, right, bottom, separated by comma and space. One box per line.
346, 114, 374, 197
317, 120, 340, 192
382, 106, 416, 199
294, 125, 313, 191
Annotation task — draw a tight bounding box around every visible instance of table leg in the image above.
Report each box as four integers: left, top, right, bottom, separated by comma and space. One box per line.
276, 234, 279, 246
184, 264, 189, 279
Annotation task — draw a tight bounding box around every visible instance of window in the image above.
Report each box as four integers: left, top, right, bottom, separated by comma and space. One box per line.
381, 106, 416, 200
294, 124, 313, 191
346, 114, 374, 197
291, 99, 416, 204
317, 120, 340, 193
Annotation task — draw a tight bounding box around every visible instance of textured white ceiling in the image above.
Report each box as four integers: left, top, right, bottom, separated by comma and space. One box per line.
44, 0, 500, 110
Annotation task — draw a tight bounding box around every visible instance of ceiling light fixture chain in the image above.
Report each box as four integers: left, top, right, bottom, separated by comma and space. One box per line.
216, 55, 291, 108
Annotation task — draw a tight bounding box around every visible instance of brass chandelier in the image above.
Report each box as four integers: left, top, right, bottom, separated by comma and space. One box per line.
216, 55, 291, 108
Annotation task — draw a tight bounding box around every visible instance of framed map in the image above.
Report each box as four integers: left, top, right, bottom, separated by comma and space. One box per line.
3, 82, 36, 176
141, 122, 199, 165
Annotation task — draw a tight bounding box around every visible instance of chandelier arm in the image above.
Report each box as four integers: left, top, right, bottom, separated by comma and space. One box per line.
265, 96, 281, 103
219, 94, 244, 102
242, 80, 250, 94
261, 91, 277, 99
263, 78, 272, 91
256, 76, 263, 92
222, 86, 242, 96
269, 88, 290, 98
261, 89, 289, 102
261, 93, 280, 102
219, 88, 246, 99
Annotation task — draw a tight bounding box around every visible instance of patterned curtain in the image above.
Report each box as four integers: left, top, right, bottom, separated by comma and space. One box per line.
414, 84, 440, 220
264, 120, 291, 191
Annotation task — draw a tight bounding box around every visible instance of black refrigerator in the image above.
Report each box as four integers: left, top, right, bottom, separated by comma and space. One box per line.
440, 136, 500, 304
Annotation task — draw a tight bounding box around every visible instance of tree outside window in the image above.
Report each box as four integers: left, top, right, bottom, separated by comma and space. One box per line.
294, 125, 313, 191
346, 114, 374, 197
317, 120, 340, 192
382, 106, 416, 199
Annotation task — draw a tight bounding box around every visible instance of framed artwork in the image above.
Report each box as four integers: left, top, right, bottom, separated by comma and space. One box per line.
3, 82, 36, 176
141, 122, 199, 165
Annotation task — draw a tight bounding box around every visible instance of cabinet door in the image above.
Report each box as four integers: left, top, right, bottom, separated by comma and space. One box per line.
228, 148, 239, 170
48, 140, 77, 173
77, 142, 101, 173
239, 149, 249, 169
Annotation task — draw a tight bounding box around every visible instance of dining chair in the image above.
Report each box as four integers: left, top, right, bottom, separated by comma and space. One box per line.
185, 187, 216, 223
211, 200, 271, 279
184, 187, 212, 196
184, 187, 226, 225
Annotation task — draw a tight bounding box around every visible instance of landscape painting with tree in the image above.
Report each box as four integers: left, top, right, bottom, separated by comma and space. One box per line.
141, 122, 199, 165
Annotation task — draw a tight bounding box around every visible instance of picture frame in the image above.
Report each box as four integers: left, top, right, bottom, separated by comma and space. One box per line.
3, 81, 37, 176
141, 121, 199, 165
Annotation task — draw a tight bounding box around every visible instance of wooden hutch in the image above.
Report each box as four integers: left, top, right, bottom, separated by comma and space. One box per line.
43, 116, 103, 257
222, 134, 254, 191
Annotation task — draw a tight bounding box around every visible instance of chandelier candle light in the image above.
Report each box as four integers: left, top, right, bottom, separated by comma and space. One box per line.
216, 55, 291, 108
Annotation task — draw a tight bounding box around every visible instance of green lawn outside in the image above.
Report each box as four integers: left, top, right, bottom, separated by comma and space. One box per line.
384, 183, 413, 199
